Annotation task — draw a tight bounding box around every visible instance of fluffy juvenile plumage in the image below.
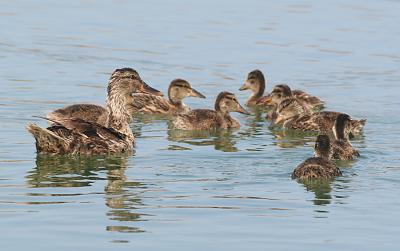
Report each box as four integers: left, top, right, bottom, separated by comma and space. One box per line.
27, 68, 163, 155
240, 69, 324, 109
47, 68, 162, 125
261, 84, 366, 136
129, 79, 205, 114
172, 91, 250, 130
330, 114, 360, 160
292, 135, 342, 180
258, 84, 311, 125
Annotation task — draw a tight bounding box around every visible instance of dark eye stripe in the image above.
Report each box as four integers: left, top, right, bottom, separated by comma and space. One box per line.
174, 84, 189, 88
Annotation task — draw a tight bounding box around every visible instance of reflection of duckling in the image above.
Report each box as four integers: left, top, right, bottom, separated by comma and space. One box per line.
300, 179, 333, 206
27, 68, 162, 154
46, 68, 163, 125
167, 128, 238, 152
130, 79, 205, 114
292, 135, 342, 180
239, 69, 324, 109
261, 84, 366, 136
331, 114, 360, 160
172, 92, 250, 130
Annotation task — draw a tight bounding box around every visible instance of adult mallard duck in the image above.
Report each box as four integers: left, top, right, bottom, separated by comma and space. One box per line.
330, 113, 360, 160
260, 84, 366, 136
172, 91, 250, 130
46, 68, 163, 125
292, 135, 342, 180
239, 69, 324, 109
27, 68, 163, 155
129, 78, 205, 114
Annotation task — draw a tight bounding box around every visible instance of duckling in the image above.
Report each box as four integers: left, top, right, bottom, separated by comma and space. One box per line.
239, 69, 324, 109
330, 113, 360, 160
27, 68, 163, 155
260, 84, 366, 136
46, 68, 163, 125
172, 91, 250, 130
259, 84, 311, 126
129, 79, 205, 114
292, 135, 342, 180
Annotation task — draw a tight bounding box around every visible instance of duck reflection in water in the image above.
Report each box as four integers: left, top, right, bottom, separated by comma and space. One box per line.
239, 106, 267, 138
298, 179, 333, 206
27, 154, 146, 233
167, 125, 238, 152
270, 126, 318, 149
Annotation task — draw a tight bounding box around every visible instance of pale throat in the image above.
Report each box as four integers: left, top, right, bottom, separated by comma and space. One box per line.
168, 90, 184, 107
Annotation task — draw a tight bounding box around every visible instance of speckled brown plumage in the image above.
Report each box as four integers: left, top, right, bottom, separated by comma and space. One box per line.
48, 104, 107, 125
292, 135, 342, 180
27, 68, 162, 155
240, 70, 324, 109
46, 68, 162, 125
285, 111, 366, 137
129, 79, 205, 115
292, 157, 342, 180
172, 91, 249, 130
331, 141, 359, 160
330, 113, 360, 160
27, 118, 133, 155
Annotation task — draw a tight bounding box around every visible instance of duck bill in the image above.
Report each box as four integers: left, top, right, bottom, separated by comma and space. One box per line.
237, 103, 251, 115
190, 88, 206, 99
239, 81, 250, 91
140, 82, 164, 96
256, 95, 272, 105
274, 114, 285, 125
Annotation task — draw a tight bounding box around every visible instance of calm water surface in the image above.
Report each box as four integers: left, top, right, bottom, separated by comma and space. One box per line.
1, 0, 400, 250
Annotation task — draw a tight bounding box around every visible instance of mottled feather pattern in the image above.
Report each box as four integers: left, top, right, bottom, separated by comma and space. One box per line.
130, 94, 172, 114
173, 109, 239, 130
47, 104, 107, 125
28, 118, 133, 155
331, 140, 359, 160
292, 90, 324, 109
292, 157, 342, 180
286, 111, 364, 136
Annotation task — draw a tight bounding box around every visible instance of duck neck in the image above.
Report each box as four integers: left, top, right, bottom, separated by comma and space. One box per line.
316, 149, 331, 160
249, 81, 265, 104
333, 122, 349, 142
215, 107, 231, 119
105, 88, 133, 140
169, 96, 183, 109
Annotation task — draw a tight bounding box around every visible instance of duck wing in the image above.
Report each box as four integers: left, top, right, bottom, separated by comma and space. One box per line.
288, 111, 339, 133
293, 89, 325, 109
173, 109, 219, 130
47, 104, 107, 125
29, 117, 131, 154
130, 94, 171, 114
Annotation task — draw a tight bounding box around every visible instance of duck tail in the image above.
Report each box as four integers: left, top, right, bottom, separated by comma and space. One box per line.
26, 123, 67, 154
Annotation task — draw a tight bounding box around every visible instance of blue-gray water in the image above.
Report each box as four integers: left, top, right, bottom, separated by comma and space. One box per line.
1, 0, 400, 250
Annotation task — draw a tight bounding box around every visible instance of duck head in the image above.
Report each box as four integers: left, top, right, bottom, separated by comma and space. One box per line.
239, 70, 266, 97
108, 68, 163, 97
215, 91, 250, 115
314, 135, 331, 160
256, 84, 292, 106
168, 79, 206, 104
